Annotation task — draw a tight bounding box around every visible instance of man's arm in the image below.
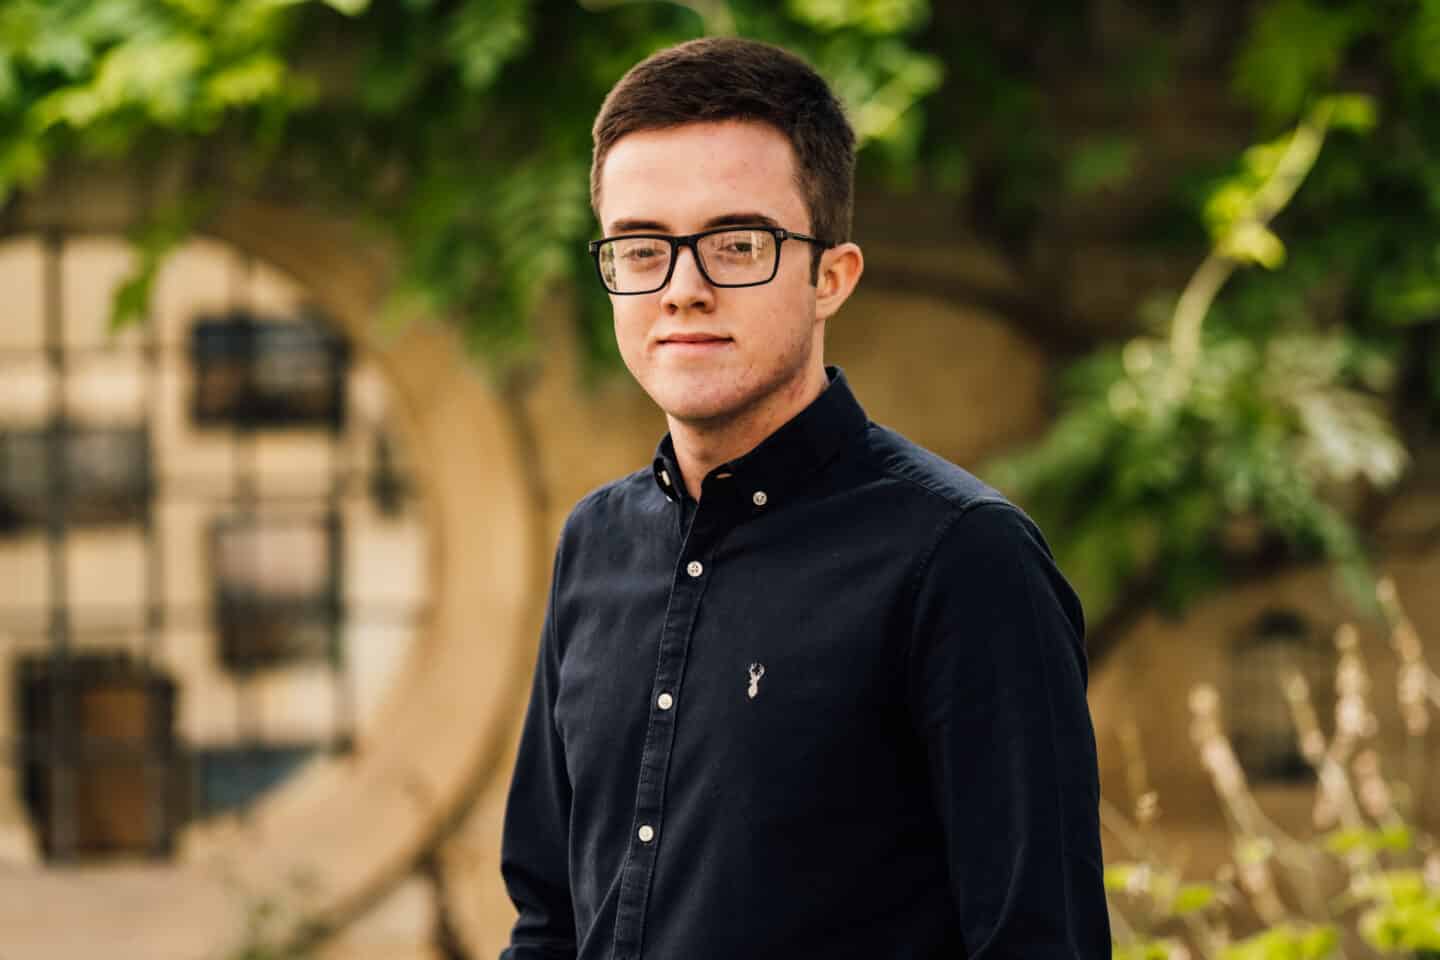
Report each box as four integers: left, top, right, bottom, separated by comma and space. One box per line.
499, 550, 577, 960
907, 501, 1111, 958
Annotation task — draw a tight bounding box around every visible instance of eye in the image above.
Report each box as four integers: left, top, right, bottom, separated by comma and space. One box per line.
614, 239, 669, 269
710, 230, 770, 260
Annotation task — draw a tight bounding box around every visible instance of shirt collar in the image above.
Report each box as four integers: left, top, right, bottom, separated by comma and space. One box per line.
651, 365, 868, 511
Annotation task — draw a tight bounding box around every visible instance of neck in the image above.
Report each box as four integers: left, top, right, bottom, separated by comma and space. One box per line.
669, 364, 828, 501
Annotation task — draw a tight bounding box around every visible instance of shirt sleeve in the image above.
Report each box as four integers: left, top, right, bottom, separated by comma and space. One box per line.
907, 501, 1111, 958
499, 543, 577, 960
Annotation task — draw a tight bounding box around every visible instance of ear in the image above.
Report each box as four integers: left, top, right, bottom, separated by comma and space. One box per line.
814, 242, 864, 322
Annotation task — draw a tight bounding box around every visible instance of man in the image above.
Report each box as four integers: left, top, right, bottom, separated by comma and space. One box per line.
500, 36, 1110, 960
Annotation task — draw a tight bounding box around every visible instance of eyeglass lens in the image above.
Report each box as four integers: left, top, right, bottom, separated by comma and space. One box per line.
598, 230, 777, 293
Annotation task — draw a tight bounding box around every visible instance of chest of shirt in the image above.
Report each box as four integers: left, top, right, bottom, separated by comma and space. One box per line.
550, 502, 921, 806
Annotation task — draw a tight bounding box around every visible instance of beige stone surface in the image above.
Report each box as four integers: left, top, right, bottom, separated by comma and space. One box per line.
441, 725, 522, 960
319, 874, 438, 955
0, 188, 543, 959
1090, 545, 1440, 882
316, 948, 440, 960
33, 160, 1430, 957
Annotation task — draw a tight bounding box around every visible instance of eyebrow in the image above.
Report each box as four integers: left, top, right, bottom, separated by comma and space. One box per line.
607, 212, 782, 234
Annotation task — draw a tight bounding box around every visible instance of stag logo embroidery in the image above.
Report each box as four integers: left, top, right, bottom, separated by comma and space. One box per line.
747, 662, 765, 699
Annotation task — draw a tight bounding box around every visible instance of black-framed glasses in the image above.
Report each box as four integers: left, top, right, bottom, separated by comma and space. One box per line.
587, 226, 823, 295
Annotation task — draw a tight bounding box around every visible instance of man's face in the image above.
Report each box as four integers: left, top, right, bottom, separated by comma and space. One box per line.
596, 120, 825, 427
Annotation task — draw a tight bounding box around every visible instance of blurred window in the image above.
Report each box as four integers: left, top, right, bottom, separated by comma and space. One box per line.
1227, 609, 1334, 784
212, 514, 338, 670
0, 425, 149, 532
0, 235, 427, 863
190, 311, 349, 428
16, 652, 184, 859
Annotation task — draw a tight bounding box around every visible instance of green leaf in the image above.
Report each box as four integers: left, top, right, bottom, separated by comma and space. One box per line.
1316, 93, 1377, 132
1222, 925, 1341, 960
446, 0, 532, 91
1172, 883, 1217, 915
111, 197, 212, 331
0, 51, 18, 105
1103, 862, 1141, 893
0, 136, 46, 201
1378, 822, 1413, 851
785, 0, 930, 34
1325, 825, 1416, 858
1221, 222, 1287, 269
1233, 0, 1372, 121
204, 53, 286, 107
1114, 939, 1181, 960
1065, 136, 1137, 196
1299, 926, 1339, 960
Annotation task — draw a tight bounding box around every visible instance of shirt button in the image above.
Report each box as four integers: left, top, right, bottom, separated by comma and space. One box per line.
659, 469, 671, 487
638, 824, 656, 843
686, 560, 703, 578
752, 490, 768, 507
656, 692, 674, 710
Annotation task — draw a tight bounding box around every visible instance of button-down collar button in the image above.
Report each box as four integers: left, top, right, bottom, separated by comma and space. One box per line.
637, 824, 656, 843
752, 490, 768, 507
659, 469, 671, 488
656, 692, 674, 710
686, 560, 703, 578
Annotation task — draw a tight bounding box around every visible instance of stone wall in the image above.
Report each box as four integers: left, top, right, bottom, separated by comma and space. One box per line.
14, 152, 1435, 957
0, 170, 1057, 958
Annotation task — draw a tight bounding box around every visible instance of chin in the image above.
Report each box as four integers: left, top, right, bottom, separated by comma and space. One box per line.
657, 394, 741, 425
648, 380, 748, 425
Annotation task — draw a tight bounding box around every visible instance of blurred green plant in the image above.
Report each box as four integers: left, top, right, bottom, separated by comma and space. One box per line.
959, 0, 1440, 636
7, 0, 1440, 630
988, 96, 1408, 627
0, 0, 942, 367
1102, 578, 1440, 959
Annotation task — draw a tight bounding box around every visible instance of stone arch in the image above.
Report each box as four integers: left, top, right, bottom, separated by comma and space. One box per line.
0, 186, 543, 959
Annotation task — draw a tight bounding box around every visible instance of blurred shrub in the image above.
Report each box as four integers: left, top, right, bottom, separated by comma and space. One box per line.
1103, 578, 1440, 960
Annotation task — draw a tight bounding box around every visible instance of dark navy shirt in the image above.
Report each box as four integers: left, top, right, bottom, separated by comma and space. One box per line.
499, 366, 1110, 959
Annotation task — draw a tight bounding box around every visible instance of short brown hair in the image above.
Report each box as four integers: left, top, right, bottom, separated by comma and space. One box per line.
591, 37, 856, 253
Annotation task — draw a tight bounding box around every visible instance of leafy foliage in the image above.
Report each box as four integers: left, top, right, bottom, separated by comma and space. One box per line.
7, 0, 1440, 626
1102, 583, 1440, 960
988, 102, 1408, 621
0, 0, 941, 366
988, 0, 1440, 629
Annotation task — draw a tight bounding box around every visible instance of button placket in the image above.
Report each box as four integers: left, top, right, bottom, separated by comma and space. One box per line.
613, 512, 721, 959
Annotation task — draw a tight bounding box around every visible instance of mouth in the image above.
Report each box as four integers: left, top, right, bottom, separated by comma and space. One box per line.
657, 334, 733, 350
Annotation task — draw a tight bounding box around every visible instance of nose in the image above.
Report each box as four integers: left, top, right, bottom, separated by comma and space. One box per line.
660, 243, 715, 314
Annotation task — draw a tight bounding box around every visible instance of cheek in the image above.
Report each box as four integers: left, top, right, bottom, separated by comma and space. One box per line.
611, 300, 650, 352
759, 278, 816, 344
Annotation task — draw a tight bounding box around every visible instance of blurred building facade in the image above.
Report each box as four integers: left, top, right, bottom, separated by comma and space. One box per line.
2, 169, 1439, 959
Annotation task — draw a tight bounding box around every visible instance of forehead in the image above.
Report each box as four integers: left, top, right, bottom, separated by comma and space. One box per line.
598, 120, 808, 231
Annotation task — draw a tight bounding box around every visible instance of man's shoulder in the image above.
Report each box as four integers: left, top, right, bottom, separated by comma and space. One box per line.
863, 425, 1078, 629
861, 422, 1014, 520
558, 466, 660, 537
